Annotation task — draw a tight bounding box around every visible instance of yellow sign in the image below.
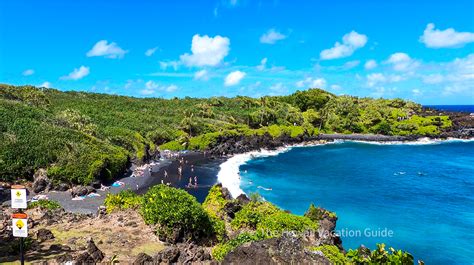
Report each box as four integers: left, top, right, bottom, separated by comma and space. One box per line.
12, 218, 28, 237
16, 219, 24, 229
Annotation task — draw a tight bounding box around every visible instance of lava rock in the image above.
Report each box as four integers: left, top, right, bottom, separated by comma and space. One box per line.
223, 234, 332, 265
71, 186, 88, 197
32, 168, 51, 193
56, 183, 69, 191
154, 247, 180, 263
36, 228, 54, 241
85, 238, 105, 262
55, 254, 73, 264
133, 253, 153, 265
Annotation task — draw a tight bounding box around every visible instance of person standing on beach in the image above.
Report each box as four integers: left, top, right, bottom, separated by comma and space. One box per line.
188, 177, 192, 187
194, 176, 198, 187
178, 166, 182, 176
191, 165, 194, 173
164, 170, 168, 178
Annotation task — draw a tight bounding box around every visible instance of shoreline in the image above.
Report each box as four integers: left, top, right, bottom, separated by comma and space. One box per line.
216, 136, 474, 198
3, 135, 472, 214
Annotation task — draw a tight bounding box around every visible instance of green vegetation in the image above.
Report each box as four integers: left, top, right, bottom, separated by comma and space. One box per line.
212, 232, 266, 261
346, 243, 414, 264
0, 84, 452, 185
104, 190, 142, 213
28, 199, 61, 210
310, 245, 348, 264
304, 203, 337, 222
141, 184, 214, 242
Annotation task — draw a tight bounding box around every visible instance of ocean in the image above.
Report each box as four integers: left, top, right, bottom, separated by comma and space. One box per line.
425, 105, 474, 113
221, 140, 474, 264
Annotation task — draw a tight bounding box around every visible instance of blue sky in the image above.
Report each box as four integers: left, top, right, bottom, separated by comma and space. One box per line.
1, 0, 473, 104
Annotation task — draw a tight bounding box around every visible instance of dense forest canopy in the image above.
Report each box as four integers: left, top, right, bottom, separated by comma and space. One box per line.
0, 84, 451, 184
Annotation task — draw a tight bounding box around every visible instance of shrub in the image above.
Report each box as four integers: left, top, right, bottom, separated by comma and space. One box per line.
304, 203, 337, 222
231, 201, 280, 230
159, 140, 185, 151
28, 199, 61, 210
104, 190, 142, 213
256, 211, 317, 236
310, 245, 348, 264
202, 185, 228, 218
141, 185, 214, 242
346, 243, 414, 264
212, 232, 266, 261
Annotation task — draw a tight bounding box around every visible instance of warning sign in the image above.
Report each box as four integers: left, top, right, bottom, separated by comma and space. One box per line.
11, 185, 27, 209
12, 213, 28, 237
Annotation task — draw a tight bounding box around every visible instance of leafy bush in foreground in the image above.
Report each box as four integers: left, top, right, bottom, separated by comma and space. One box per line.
28, 199, 61, 210
141, 185, 214, 242
346, 243, 414, 264
104, 190, 142, 213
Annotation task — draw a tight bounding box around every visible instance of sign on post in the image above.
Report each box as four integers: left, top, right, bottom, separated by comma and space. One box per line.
12, 213, 28, 238
11, 185, 27, 209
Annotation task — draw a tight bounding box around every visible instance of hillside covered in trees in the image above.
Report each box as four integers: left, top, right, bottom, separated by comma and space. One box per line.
0, 84, 452, 185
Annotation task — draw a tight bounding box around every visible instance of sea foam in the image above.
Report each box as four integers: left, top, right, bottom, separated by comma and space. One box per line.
217, 147, 290, 198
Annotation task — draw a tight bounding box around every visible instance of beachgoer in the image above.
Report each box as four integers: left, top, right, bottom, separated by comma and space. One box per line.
136, 184, 139, 190
161, 179, 164, 184
194, 176, 198, 187
164, 170, 168, 178
191, 165, 194, 172
188, 177, 192, 187
178, 166, 182, 176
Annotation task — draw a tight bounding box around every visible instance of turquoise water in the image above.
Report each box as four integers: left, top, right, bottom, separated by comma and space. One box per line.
239, 141, 474, 264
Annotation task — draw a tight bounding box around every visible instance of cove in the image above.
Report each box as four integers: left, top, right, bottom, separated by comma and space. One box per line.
237, 140, 474, 264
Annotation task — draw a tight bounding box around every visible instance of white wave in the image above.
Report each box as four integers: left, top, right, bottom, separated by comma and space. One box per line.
217, 137, 473, 198
349, 137, 474, 146
217, 147, 290, 198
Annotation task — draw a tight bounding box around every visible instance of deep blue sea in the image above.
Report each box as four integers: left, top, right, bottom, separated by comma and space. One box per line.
425, 105, 474, 113
238, 141, 474, 264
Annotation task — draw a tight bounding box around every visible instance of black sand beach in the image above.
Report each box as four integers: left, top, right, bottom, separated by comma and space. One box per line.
35, 152, 223, 214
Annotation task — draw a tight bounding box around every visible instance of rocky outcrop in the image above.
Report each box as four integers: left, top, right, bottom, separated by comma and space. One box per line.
33, 168, 51, 193
223, 233, 331, 265
133, 253, 154, 265
70, 186, 96, 197
36, 228, 54, 241
153, 243, 213, 264
75, 238, 104, 264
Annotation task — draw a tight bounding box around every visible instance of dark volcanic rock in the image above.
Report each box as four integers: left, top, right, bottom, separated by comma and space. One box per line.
36, 228, 54, 241
223, 234, 331, 265
71, 186, 88, 197
56, 183, 69, 191
55, 253, 73, 263
75, 252, 95, 264
133, 253, 153, 265
153, 243, 213, 264
236, 194, 250, 205
33, 168, 51, 193
154, 247, 180, 263
86, 238, 105, 262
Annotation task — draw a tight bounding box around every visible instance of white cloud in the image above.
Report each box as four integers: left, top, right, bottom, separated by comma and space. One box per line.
364, 60, 377, 70
320, 31, 367, 60
260, 29, 287, 44
165, 85, 178, 92
269, 83, 288, 95
159, 61, 180, 71
412, 89, 422, 96
296, 77, 327, 89
39, 81, 51, 88
422, 74, 444, 84
180, 34, 230, 67
366, 73, 404, 87
145, 47, 159, 56
224, 71, 246, 86
386, 52, 419, 71
194, 69, 209, 81
86, 40, 127, 59
420, 23, 474, 48
22, 69, 34, 76
330, 84, 342, 91
61, 66, 90, 80
140, 81, 178, 95
257, 57, 267, 71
